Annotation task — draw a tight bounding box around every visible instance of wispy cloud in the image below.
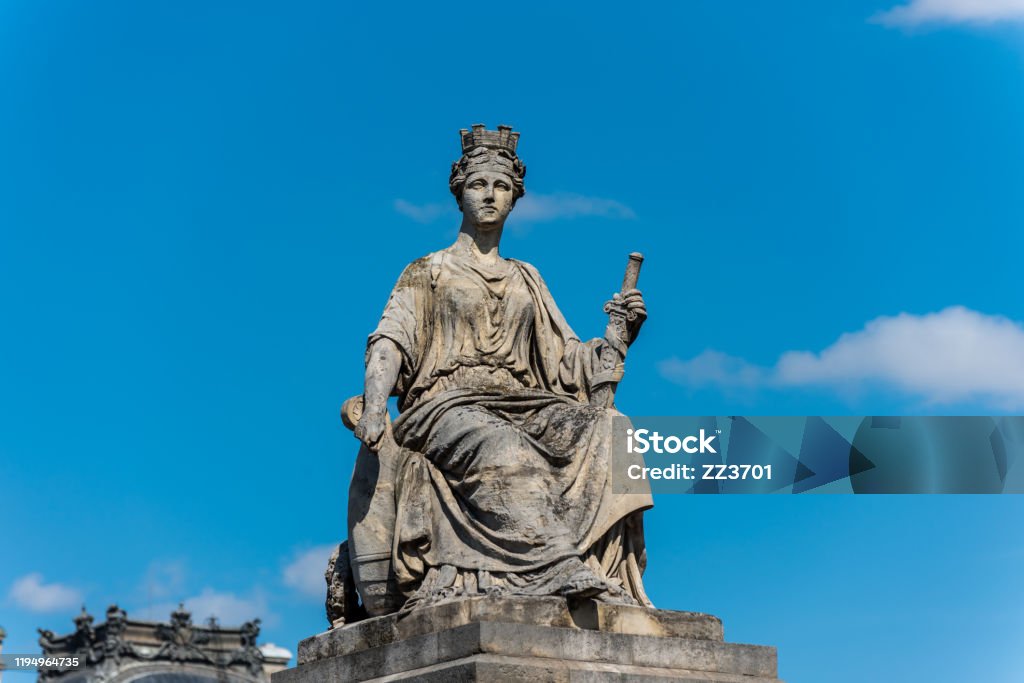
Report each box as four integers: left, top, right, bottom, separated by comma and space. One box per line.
138, 588, 271, 626
140, 560, 186, 601
873, 0, 1024, 26
394, 193, 635, 225
282, 544, 336, 599
393, 199, 455, 224
514, 193, 636, 222
660, 307, 1024, 409
8, 573, 82, 612
659, 350, 766, 390
184, 588, 268, 624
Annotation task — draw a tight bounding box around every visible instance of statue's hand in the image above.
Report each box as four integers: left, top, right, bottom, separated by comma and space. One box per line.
614, 288, 647, 345
354, 404, 389, 452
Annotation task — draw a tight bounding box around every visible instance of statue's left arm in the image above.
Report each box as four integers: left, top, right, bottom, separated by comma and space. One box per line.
588, 252, 647, 406
581, 288, 646, 404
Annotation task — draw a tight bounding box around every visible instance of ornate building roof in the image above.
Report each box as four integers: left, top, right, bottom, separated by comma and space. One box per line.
37, 605, 290, 683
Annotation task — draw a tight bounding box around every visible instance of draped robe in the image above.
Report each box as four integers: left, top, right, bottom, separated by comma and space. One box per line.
368, 247, 652, 607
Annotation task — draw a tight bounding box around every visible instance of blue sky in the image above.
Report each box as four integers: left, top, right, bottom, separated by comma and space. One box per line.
2, 1, 1024, 681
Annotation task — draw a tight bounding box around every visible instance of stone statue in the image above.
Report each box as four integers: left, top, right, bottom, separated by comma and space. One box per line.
331, 124, 653, 624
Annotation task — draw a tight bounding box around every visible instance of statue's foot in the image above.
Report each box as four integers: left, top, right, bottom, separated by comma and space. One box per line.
555, 564, 611, 600
592, 584, 639, 606
549, 558, 637, 605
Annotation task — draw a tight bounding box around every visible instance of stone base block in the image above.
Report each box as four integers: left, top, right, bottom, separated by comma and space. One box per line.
272, 597, 781, 682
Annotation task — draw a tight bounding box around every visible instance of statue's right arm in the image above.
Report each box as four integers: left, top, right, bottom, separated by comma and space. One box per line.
354, 337, 402, 450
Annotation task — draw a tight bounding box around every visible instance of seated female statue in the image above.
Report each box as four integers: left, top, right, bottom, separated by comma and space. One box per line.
348, 125, 652, 614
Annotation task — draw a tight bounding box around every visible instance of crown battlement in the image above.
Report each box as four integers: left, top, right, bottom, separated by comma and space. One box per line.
459, 124, 519, 154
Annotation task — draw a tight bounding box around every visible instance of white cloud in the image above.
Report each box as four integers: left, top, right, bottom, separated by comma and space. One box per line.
659, 350, 766, 389
8, 573, 82, 612
393, 193, 635, 224
282, 544, 336, 599
121, 562, 274, 627
184, 588, 268, 624
661, 307, 1024, 409
873, 0, 1024, 26
259, 643, 293, 660
138, 588, 270, 626
393, 199, 454, 224
513, 193, 636, 222
140, 560, 186, 601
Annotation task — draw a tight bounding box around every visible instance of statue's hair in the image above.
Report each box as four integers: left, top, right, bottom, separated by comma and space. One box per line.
449, 146, 526, 206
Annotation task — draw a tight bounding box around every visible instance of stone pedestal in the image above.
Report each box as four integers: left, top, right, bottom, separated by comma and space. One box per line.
273, 597, 782, 682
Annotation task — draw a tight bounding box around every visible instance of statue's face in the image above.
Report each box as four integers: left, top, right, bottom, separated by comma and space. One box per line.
461, 171, 515, 229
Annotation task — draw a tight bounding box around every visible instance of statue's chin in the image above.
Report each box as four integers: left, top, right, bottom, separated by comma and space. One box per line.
474, 219, 504, 231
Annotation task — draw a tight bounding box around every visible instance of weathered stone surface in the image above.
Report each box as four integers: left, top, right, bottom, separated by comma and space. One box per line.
298, 597, 723, 664
358, 656, 777, 683
341, 125, 653, 615
274, 597, 779, 683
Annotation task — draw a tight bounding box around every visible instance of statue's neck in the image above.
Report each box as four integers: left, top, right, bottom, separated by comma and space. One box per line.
454, 222, 504, 263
